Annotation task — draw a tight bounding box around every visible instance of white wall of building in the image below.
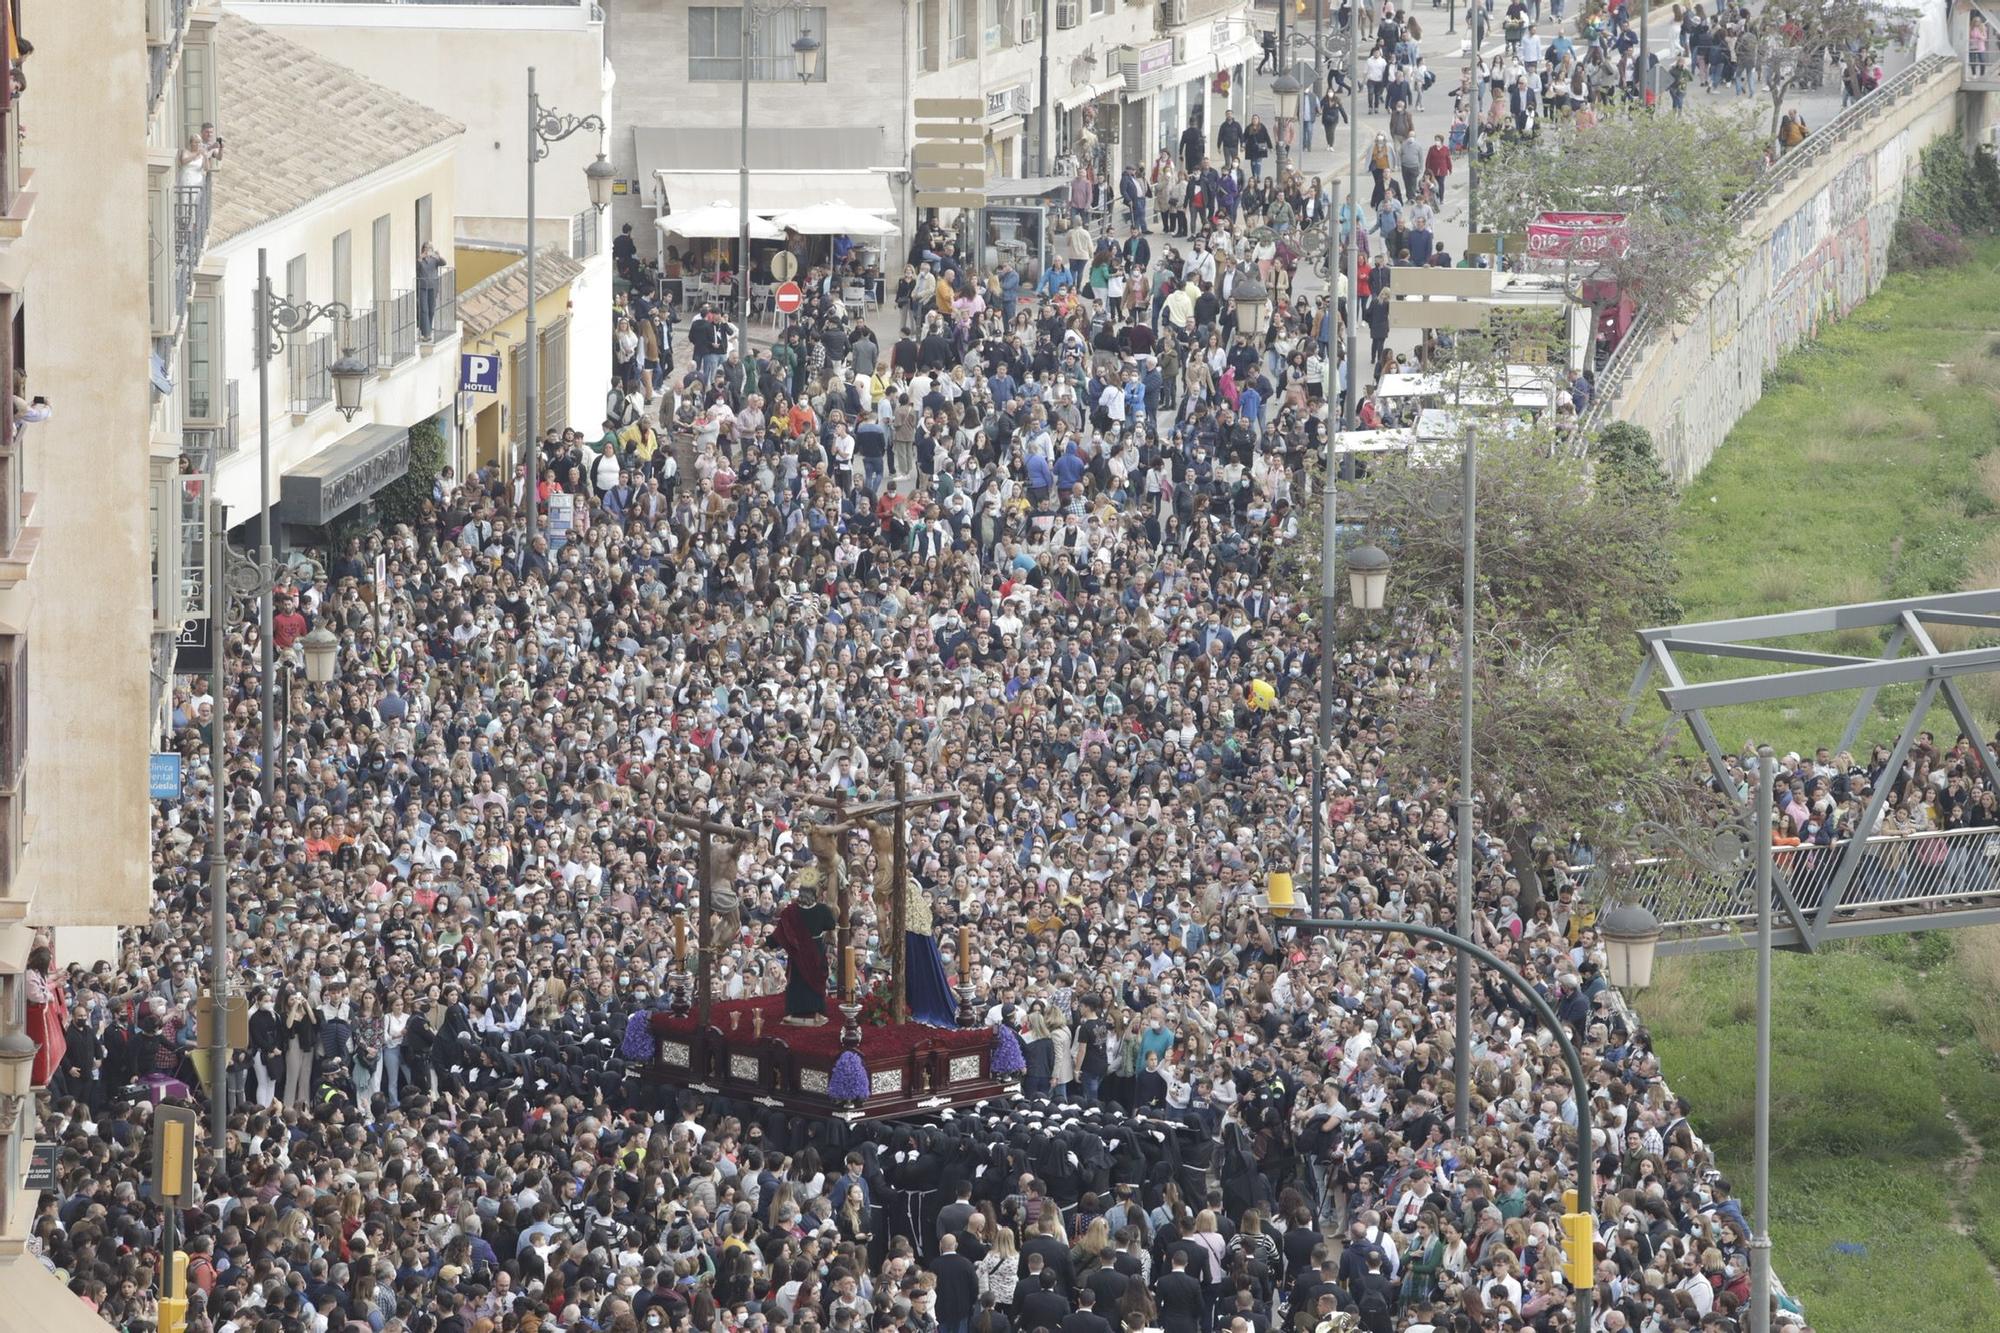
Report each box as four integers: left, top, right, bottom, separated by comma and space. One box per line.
606, 0, 914, 252
206, 144, 462, 523
607, 0, 1255, 267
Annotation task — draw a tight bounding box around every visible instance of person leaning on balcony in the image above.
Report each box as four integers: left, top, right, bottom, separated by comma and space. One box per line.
417, 241, 446, 340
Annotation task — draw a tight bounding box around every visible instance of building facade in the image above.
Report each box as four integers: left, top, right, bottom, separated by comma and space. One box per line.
224, 0, 615, 471
607, 0, 1256, 269
0, 0, 169, 1318
196, 11, 464, 533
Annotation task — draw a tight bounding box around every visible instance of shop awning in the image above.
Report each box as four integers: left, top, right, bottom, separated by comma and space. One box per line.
279, 423, 411, 528
653, 169, 897, 220
1055, 76, 1125, 111
984, 175, 1072, 200
1214, 36, 1262, 72
635, 125, 895, 218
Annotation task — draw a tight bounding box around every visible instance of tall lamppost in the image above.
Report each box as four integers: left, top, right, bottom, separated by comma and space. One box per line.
1271, 73, 1302, 175
736, 6, 822, 322
209, 537, 331, 1172
1261, 899, 1598, 1333
1452, 425, 1478, 1139
252, 252, 367, 807
1343, 0, 1360, 434
523, 69, 614, 558
1604, 752, 1774, 1333
1310, 542, 1389, 906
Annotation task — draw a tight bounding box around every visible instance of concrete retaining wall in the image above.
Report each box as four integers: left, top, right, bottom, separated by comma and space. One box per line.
1591, 58, 1971, 482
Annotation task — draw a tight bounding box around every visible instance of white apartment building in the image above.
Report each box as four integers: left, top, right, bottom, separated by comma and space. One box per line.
606, 0, 1256, 267
225, 0, 615, 454
193, 12, 464, 531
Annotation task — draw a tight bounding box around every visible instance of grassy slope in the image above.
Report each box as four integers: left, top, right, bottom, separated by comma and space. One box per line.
1641, 240, 2000, 1332
1648, 237, 2000, 757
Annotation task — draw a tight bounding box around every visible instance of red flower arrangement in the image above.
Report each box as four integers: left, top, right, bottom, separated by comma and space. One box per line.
855, 979, 896, 1027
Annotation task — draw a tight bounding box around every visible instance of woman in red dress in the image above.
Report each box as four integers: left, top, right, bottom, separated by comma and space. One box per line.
24, 944, 65, 1088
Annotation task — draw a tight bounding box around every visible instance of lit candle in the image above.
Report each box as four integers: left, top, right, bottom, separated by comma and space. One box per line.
842, 945, 856, 995
1267, 870, 1295, 911
674, 912, 687, 964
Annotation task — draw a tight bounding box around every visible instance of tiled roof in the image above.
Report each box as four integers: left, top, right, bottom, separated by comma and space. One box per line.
209, 12, 464, 246
458, 249, 586, 338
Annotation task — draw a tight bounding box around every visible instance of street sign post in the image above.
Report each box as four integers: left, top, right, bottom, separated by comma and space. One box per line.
459, 353, 500, 395
1466, 231, 1529, 258
770, 250, 798, 283
773, 281, 803, 315
546, 492, 576, 552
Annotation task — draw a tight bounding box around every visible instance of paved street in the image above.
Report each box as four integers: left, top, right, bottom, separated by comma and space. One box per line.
1240, 2, 1908, 356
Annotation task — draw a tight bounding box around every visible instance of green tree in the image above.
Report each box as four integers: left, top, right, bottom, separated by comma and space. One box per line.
1346, 423, 1709, 912
1477, 107, 1766, 323
1359, 424, 1675, 643
374, 416, 447, 527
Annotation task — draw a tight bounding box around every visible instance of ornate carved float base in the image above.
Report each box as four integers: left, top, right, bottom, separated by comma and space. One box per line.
645, 994, 1007, 1122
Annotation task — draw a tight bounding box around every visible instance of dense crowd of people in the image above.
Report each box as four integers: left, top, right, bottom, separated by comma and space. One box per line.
20, 7, 1897, 1333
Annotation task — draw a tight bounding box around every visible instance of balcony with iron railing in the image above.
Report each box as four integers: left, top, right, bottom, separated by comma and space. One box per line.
0, 29, 29, 259
288, 331, 335, 415
376, 290, 418, 368
1953, 7, 2000, 90
169, 181, 212, 331
421, 266, 457, 344
147, 0, 194, 112
336, 307, 379, 379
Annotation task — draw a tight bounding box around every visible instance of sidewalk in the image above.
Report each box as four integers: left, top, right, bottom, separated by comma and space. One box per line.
1242, 4, 1907, 358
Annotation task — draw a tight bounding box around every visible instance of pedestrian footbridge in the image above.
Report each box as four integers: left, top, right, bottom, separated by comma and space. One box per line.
1614, 590, 2000, 956
1594, 829, 2000, 956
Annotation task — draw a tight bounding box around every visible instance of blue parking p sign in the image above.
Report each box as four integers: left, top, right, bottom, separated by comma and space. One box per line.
460, 353, 499, 394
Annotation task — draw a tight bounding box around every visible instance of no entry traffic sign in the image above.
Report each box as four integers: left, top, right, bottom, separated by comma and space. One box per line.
774, 281, 802, 314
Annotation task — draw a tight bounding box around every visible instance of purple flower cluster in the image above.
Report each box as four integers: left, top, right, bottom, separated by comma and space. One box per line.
829, 1050, 870, 1103
991, 1024, 1025, 1076
620, 1010, 656, 1062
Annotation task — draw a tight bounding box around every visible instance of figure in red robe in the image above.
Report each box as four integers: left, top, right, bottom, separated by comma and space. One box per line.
25, 945, 65, 1088
770, 885, 837, 1025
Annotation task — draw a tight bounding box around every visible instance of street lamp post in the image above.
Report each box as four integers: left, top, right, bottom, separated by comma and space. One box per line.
1453, 424, 1478, 1139
736, 6, 822, 319
1602, 754, 1775, 1333
1311, 539, 1389, 907
1264, 905, 1597, 1333
1343, 2, 1360, 434
1467, 6, 1484, 235
1750, 743, 1775, 1333
523, 68, 613, 560
252, 250, 364, 808
1271, 73, 1302, 175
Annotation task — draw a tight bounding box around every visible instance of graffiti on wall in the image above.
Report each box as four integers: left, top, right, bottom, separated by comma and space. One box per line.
1768, 155, 1875, 284
1608, 71, 1962, 481
1768, 217, 1874, 352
